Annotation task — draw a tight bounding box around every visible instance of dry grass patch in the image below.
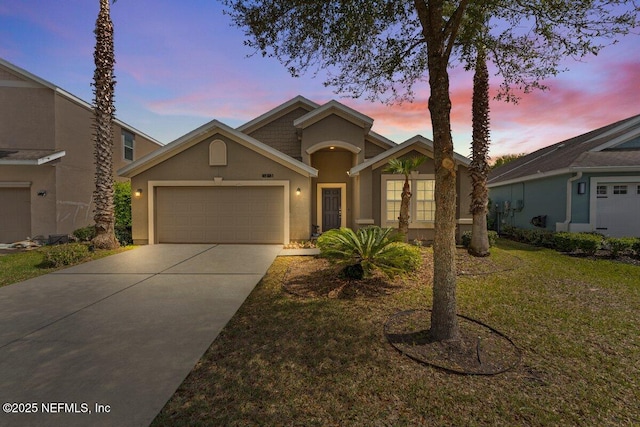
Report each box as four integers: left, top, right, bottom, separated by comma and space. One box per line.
153, 240, 639, 426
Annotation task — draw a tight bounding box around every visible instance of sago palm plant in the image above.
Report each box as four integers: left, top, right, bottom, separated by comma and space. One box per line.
317, 226, 421, 279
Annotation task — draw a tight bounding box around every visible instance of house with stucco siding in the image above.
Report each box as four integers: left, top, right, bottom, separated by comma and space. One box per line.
0, 58, 163, 243
119, 96, 473, 245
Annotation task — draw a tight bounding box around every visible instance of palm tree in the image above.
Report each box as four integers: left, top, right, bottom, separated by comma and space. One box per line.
383, 156, 426, 242
91, 0, 119, 249
468, 45, 491, 257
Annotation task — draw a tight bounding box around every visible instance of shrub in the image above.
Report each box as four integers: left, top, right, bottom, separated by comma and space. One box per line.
488, 230, 498, 247
114, 181, 132, 227
633, 239, 640, 257
317, 226, 421, 279
553, 232, 574, 252
554, 232, 602, 255
575, 234, 602, 256
115, 225, 133, 246
40, 243, 89, 268
606, 237, 636, 258
73, 225, 96, 242
461, 230, 499, 248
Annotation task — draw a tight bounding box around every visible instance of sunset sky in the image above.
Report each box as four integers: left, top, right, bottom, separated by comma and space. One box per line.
2, 0, 639, 158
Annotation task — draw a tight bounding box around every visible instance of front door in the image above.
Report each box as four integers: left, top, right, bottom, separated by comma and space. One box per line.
322, 188, 341, 231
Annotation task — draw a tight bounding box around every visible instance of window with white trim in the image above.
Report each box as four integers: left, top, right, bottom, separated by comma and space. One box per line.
122, 130, 134, 161
383, 175, 435, 226
415, 179, 435, 221
386, 180, 403, 221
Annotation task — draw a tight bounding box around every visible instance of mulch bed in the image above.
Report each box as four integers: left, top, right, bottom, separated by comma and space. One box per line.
281, 248, 523, 374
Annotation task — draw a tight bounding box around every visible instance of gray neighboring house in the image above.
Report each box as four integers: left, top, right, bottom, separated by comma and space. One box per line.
0, 58, 163, 244
488, 114, 640, 238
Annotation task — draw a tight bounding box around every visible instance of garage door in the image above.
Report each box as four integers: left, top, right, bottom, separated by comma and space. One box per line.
0, 187, 31, 244
156, 186, 284, 243
595, 182, 640, 237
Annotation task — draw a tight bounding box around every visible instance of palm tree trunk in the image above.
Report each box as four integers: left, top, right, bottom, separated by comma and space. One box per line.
468, 46, 490, 257
399, 176, 411, 242
92, 0, 119, 249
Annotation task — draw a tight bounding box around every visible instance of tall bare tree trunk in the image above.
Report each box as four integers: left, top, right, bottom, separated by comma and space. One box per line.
428, 53, 460, 342
469, 46, 491, 257
92, 0, 119, 249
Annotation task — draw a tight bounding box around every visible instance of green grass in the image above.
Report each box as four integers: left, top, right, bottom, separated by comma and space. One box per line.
153, 240, 638, 425
0, 246, 134, 288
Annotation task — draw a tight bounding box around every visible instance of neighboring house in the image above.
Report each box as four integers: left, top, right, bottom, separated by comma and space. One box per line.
488, 115, 640, 238
119, 96, 473, 245
0, 58, 163, 243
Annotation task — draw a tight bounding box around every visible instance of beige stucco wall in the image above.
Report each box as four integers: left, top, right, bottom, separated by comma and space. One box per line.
0, 85, 55, 150
356, 149, 472, 243
130, 133, 311, 244
1, 77, 162, 240
301, 115, 366, 165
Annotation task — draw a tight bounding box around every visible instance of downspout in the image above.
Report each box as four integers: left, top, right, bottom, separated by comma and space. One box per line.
561, 171, 582, 231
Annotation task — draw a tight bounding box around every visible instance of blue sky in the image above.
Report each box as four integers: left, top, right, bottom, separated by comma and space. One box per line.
2, 0, 639, 158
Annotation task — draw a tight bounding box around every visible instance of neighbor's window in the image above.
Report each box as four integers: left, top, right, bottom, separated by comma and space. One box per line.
415, 179, 435, 221
123, 130, 134, 161
386, 180, 403, 221
613, 185, 627, 195
597, 185, 607, 195
637, 185, 640, 195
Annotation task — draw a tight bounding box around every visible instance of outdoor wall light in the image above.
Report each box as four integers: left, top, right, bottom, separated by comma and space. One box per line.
135, 188, 143, 197
577, 182, 586, 195
296, 188, 301, 196
37, 190, 47, 197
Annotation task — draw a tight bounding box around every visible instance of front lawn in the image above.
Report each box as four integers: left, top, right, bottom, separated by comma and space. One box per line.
154, 239, 639, 426
0, 246, 133, 288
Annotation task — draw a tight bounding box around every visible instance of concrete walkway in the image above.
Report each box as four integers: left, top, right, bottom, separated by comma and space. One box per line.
0, 244, 281, 427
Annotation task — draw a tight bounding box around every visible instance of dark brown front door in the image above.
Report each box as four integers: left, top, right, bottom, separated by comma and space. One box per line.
322, 188, 341, 231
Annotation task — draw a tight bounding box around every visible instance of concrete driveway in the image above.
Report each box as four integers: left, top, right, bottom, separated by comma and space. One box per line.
0, 244, 281, 427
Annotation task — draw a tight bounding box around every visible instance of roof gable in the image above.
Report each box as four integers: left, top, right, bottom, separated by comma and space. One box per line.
350, 135, 470, 176
236, 95, 318, 134
293, 100, 373, 131
118, 119, 318, 178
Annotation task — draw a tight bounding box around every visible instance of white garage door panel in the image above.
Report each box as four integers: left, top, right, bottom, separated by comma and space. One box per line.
596, 183, 640, 237
156, 186, 284, 243
0, 188, 31, 244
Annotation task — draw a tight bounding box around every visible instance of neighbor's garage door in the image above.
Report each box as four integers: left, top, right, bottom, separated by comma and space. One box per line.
156, 186, 284, 243
0, 187, 31, 244
596, 182, 640, 237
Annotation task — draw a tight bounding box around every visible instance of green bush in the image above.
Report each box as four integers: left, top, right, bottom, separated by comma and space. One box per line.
73, 225, 96, 242
554, 232, 602, 255
488, 230, 498, 247
114, 181, 132, 227
461, 230, 498, 248
317, 226, 421, 279
40, 243, 89, 268
553, 232, 574, 252
633, 239, 640, 257
606, 237, 636, 258
115, 225, 133, 246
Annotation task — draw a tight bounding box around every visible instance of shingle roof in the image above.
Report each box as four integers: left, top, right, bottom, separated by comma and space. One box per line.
488, 114, 640, 185
0, 149, 66, 165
